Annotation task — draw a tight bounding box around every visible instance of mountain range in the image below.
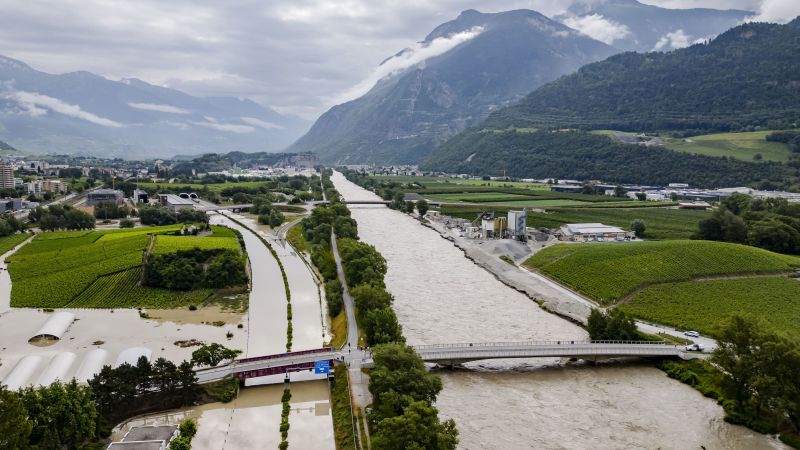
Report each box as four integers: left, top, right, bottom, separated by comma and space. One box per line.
0, 56, 309, 158
291, 1, 753, 165
422, 19, 800, 188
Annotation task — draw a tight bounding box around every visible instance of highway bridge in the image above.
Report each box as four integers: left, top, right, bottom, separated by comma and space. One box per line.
195, 341, 703, 385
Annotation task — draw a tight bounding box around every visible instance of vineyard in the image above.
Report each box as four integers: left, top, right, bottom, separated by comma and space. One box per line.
618, 277, 800, 339
0, 233, 31, 256
154, 235, 239, 254
68, 268, 212, 308
8, 225, 238, 308
524, 240, 800, 304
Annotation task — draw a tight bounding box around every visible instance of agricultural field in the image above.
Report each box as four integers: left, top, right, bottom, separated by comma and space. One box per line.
440, 205, 709, 240
371, 175, 552, 191
524, 240, 800, 304
68, 268, 212, 308
0, 233, 32, 256
7, 225, 240, 308
662, 130, 793, 162
153, 235, 240, 254
618, 277, 800, 339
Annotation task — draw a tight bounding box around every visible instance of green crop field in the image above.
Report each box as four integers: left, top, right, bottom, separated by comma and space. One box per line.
0, 234, 31, 256
154, 235, 240, 254
524, 240, 800, 304
618, 277, 800, 339
7, 225, 239, 308
68, 268, 212, 308
662, 130, 793, 162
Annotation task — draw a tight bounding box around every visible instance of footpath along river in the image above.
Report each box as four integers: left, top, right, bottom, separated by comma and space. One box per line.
330, 171, 786, 450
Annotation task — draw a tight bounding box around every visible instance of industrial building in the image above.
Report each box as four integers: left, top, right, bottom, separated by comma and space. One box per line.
0, 197, 22, 212
87, 189, 124, 206
558, 223, 631, 242
157, 193, 195, 211
132, 189, 149, 204
507, 209, 528, 241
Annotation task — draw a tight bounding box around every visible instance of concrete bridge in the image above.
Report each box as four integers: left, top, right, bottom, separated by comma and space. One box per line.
195, 341, 703, 385
410, 340, 702, 367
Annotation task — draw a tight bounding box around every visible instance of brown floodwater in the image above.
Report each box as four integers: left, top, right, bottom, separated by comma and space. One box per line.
331, 171, 787, 450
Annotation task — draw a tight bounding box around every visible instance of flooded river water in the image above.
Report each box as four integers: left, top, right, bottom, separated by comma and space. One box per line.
331, 171, 786, 450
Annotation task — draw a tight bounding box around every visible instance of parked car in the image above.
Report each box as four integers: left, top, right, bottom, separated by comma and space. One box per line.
684, 343, 704, 352
684, 330, 700, 338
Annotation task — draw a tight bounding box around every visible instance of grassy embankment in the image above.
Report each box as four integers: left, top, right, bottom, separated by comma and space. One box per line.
8, 225, 243, 308
0, 233, 31, 255
330, 365, 357, 450
525, 241, 800, 337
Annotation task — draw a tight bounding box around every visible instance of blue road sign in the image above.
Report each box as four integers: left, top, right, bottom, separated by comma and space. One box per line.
314, 360, 330, 374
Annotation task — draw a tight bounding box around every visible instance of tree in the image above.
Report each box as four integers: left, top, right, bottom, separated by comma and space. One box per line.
712, 316, 763, 409
120, 218, 135, 228
169, 436, 192, 450
587, 309, 638, 341
364, 307, 405, 345
630, 219, 646, 238
670, 192, 679, 202
722, 193, 752, 216
0, 386, 32, 450
351, 284, 393, 316
613, 185, 626, 197
372, 400, 458, 450
179, 419, 198, 440
369, 344, 443, 421
747, 219, 800, 254
635, 192, 647, 201
405, 201, 415, 214
416, 199, 429, 217
191, 343, 242, 367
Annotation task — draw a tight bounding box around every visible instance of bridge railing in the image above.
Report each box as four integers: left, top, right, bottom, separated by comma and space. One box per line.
237, 346, 336, 364
412, 340, 675, 351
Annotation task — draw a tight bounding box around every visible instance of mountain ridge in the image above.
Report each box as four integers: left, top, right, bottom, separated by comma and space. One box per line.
0, 55, 309, 158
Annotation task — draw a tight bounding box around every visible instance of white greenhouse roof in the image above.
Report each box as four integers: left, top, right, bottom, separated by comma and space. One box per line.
75, 349, 109, 384
36, 352, 77, 387
115, 347, 152, 368
2, 355, 42, 391
30, 312, 76, 341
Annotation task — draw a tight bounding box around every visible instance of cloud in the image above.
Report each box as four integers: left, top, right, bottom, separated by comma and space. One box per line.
653, 29, 692, 50
128, 102, 190, 114
332, 26, 484, 104
562, 14, 630, 45
746, 0, 800, 23
189, 120, 254, 134
3, 90, 123, 127
241, 117, 284, 130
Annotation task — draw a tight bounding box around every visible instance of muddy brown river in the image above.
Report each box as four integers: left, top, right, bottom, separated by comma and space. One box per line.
331, 171, 786, 450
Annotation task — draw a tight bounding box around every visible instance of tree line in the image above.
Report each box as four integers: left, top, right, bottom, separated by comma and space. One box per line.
694, 192, 800, 254
144, 247, 247, 291
302, 169, 458, 449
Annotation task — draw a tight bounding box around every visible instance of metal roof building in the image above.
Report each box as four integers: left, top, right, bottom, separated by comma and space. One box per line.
29, 312, 76, 342
115, 347, 152, 368
36, 352, 77, 387
2, 355, 42, 391
75, 349, 109, 384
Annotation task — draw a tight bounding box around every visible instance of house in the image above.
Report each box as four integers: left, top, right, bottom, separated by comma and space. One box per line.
558, 223, 630, 242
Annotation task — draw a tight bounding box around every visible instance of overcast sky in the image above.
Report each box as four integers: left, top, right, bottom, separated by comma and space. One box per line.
0, 0, 797, 120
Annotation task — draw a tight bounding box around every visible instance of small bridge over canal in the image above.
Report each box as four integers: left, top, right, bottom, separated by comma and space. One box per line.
195, 341, 704, 385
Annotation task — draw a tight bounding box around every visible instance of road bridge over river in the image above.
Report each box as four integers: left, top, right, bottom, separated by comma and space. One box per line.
194, 341, 704, 385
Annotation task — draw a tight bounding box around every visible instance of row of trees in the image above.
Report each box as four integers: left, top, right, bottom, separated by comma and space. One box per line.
251, 196, 286, 228
0, 381, 98, 449
369, 344, 459, 449
139, 205, 210, 226
695, 193, 800, 254
28, 204, 95, 231
90, 356, 200, 423
587, 309, 640, 341
144, 248, 247, 291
